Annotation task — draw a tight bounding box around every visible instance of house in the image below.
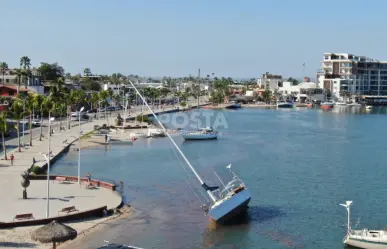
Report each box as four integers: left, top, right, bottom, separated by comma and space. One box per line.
0, 85, 29, 111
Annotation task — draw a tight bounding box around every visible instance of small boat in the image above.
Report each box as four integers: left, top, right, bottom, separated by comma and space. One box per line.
306, 103, 313, 108
277, 101, 294, 108
100, 241, 145, 249
321, 101, 334, 109
129, 132, 147, 139
180, 127, 218, 140
226, 101, 241, 109
340, 201, 387, 249
348, 102, 362, 107
107, 136, 135, 145
147, 128, 166, 137
365, 105, 373, 110
335, 101, 348, 106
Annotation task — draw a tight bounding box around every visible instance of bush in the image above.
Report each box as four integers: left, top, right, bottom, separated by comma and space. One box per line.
31, 166, 44, 175
136, 115, 151, 124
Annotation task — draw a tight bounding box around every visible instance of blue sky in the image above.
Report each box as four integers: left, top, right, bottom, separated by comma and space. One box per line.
2, 0, 387, 79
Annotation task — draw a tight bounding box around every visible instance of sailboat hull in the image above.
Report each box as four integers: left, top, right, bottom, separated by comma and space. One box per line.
209, 189, 251, 223
345, 235, 387, 249
181, 131, 218, 140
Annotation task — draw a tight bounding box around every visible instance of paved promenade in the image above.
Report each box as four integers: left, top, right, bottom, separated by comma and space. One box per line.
0, 99, 209, 223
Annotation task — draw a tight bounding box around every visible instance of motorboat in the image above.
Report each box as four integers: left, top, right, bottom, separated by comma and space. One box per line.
99, 241, 145, 249
107, 135, 135, 145
348, 102, 362, 107
335, 101, 348, 106
147, 128, 166, 137
340, 201, 387, 249
180, 128, 218, 140
321, 101, 334, 109
129, 80, 251, 223
129, 132, 147, 139
276, 101, 294, 108
226, 101, 242, 109
365, 105, 373, 110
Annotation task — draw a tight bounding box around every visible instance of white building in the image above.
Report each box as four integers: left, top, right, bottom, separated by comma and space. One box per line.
279, 81, 325, 102
316, 52, 387, 101
257, 72, 282, 91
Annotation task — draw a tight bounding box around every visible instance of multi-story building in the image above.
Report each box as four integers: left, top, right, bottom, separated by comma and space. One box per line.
0, 68, 44, 94
257, 72, 282, 91
279, 81, 324, 102
316, 53, 387, 100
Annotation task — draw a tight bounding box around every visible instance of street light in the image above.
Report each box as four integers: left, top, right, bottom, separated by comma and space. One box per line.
78, 106, 84, 184
41, 116, 55, 218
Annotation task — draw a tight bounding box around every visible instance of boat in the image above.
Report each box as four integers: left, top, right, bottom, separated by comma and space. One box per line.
340, 201, 387, 249
335, 101, 348, 106
180, 127, 218, 140
365, 105, 373, 110
180, 69, 218, 140
147, 128, 166, 137
129, 132, 147, 139
321, 101, 334, 109
277, 101, 294, 108
226, 101, 242, 109
129, 80, 251, 223
99, 241, 145, 249
107, 135, 135, 145
348, 102, 362, 107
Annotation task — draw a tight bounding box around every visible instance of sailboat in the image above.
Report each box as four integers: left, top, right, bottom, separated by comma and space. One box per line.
129, 80, 251, 223
340, 201, 387, 248
129, 91, 147, 139
180, 69, 218, 140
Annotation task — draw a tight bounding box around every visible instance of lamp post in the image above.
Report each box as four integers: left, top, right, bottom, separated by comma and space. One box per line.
41, 117, 55, 218
78, 107, 84, 184
22, 98, 26, 145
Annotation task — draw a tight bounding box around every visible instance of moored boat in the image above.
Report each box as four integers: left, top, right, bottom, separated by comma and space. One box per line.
340, 201, 387, 249
365, 105, 373, 110
277, 101, 294, 108
180, 127, 218, 140
226, 101, 241, 109
321, 101, 334, 109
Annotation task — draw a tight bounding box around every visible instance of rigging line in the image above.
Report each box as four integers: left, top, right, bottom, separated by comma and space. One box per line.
129, 80, 217, 203
169, 144, 210, 203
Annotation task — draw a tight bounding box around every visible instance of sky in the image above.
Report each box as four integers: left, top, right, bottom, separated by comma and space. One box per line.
2, 0, 387, 79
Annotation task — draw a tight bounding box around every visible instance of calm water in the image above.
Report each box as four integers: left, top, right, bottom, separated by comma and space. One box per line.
52, 106, 387, 249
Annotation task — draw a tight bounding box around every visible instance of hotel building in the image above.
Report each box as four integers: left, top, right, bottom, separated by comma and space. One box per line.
316, 53, 387, 100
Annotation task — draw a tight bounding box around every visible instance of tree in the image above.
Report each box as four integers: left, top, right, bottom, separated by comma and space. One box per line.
33, 94, 46, 141
24, 94, 35, 146
83, 68, 92, 76
37, 62, 65, 81
0, 62, 8, 84
287, 77, 299, 85
10, 100, 26, 152
20, 56, 31, 89
262, 89, 272, 103
0, 112, 8, 160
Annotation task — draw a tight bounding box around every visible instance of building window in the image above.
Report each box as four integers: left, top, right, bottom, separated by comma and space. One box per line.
5, 79, 9, 83
9, 90, 14, 96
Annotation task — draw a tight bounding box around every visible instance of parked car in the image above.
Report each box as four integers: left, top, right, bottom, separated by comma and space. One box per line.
32, 119, 41, 127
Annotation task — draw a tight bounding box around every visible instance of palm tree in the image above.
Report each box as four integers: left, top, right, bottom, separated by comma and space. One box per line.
91, 92, 100, 110
33, 94, 46, 141
10, 100, 26, 152
0, 112, 8, 160
14, 69, 23, 93
20, 56, 31, 89
24, 94, 35, 146
0, 62, 8, 84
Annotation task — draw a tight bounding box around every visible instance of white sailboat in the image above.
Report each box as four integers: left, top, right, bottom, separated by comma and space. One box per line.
341, 201, 387, 249
129, 80, 251, 223
180, 69, 218, 140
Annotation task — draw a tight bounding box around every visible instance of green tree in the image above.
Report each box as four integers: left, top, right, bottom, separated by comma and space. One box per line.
24, 94, 35, 146
262, 89, 272, 103
83, 68, 92, 76
0, 62, 8, 84
37, 62, 65, 81
33, 94, 46, 141
10, 100, 26, 152
0, 112, 8, 160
